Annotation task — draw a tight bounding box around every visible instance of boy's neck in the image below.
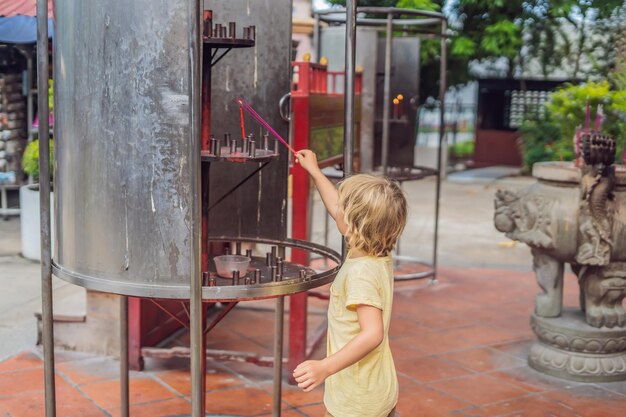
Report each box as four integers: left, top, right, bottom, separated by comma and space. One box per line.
348, 248, 368, 258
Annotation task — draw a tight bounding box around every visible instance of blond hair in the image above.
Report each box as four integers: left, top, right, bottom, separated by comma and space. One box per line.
338, 174, 408, 257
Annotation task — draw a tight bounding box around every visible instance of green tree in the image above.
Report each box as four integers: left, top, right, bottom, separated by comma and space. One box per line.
326, 0, 438, 9
520, 80, 626, 171
450, 0, 626, 81
449, 0, 526, 78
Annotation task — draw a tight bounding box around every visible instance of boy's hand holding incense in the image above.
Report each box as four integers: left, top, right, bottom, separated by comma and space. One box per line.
295, 150, 321, 176
296, 149, 347, 235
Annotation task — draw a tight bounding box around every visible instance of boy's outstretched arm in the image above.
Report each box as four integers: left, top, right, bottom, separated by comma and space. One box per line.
296, 149, 347, 235
293, 305, 383, 392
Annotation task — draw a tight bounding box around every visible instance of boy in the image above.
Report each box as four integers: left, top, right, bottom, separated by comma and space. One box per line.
293, 149, 407, 417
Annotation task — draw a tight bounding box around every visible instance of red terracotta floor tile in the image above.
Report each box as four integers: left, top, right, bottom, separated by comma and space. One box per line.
430, 374, 531, 406
204, 386, 274, 416
394, 330, 475, 354
56, 356, 122, 386
488, 366, 581, 394
257, 409, 309, 417
154, 368, 243, 396
296, 402, 326, 417
279, 383, 324, 407
0, 368, 64, 397
396, 356, 474, 382
206, 334, 272, 355
0, 387, 107, 417
441, 347, 525, 373
417, 294, 484, 313
544, 385, 626, 417
220, 360, 275, 381
79, 376, 177, 411
388, 317, 423, 338
398, 376, 472, 416
414, 310, 478, 331
489, 339, 534, 361
390, 339, 429, 362
461, 395, 580, 417
445, 325, 524, 347
107, 397, 191, 417
0, 351, 42, 373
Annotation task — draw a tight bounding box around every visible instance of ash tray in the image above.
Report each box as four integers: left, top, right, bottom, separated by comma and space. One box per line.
213, 255, 251, 278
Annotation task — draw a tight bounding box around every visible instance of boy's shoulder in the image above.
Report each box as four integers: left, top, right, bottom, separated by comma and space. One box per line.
344, 256, 392, 282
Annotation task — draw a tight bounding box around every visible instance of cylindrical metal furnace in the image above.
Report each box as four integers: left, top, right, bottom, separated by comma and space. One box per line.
53, 0, 198, 298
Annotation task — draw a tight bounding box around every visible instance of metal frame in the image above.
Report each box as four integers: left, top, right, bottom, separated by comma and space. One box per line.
36, 1, 54, 416
38, 4, 443, 417
317, 6, 448, 282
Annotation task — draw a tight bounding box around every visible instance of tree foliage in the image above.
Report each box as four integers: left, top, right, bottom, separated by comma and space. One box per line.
22, 139, 54, 180
326, 0, 438, 9
449, 0, 626, 81
323, 0, 626, 100
519, 79, 626, 171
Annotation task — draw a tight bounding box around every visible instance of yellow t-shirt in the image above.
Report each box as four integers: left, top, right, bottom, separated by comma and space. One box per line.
324, 255, 398, 417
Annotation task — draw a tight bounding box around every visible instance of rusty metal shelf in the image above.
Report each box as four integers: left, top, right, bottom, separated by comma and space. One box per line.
201, 149, 279, 163
203, 37, 255, 48
53, 237, 341, 301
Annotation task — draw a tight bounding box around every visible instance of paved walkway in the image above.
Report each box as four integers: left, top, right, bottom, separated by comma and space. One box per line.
2, 176, 625, 416
1, 266, 625, 416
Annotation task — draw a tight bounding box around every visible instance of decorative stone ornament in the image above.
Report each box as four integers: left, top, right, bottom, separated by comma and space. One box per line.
494, 132, 626, 381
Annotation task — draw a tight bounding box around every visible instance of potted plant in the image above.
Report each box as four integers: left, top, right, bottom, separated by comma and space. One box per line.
20, 138, 54, 261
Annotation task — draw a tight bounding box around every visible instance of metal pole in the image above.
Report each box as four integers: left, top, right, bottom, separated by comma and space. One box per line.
36, 1, 55, 416
343, 0, 357, 177
188, 1, 204, 416
272, 247, 286, 417
432, 19, 447, 283
381, 12, 393, 175
26, 50, 34, 142
120, 296, 129, 417
342, 0, 357, 259
313, 13, 321, 62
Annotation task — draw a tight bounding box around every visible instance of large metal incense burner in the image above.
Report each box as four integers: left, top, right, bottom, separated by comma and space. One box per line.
494, 132, 626, 382
37, 1, 348, 417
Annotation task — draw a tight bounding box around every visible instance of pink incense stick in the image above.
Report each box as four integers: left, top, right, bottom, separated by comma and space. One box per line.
574, 125, 581, 167
594, 104, 603, 132
236, 97, 298, 156
584, 99, 590, 134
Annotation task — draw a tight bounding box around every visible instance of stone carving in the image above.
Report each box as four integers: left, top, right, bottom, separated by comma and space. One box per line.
530, 310, 626, 354
529, 309, 626, 382
494, 134, 626, 329
529, 342, 626, 382
494, 189, 555, 250
494, 117, 626, 381
575, 133, 616, 266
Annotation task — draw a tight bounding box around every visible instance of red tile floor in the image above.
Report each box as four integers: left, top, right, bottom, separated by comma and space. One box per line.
1, 266, 625, 416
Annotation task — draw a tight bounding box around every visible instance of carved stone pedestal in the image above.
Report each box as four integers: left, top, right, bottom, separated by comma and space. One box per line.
530, 308, 626, 382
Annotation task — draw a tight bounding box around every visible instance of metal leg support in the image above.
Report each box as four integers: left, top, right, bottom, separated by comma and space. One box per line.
120, 296, 129, 417
273, 246, 286, 417
432, 19, 447, 284
36, 0, 55, 415
381, 12, 393, 175
273, 296, 285, 417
